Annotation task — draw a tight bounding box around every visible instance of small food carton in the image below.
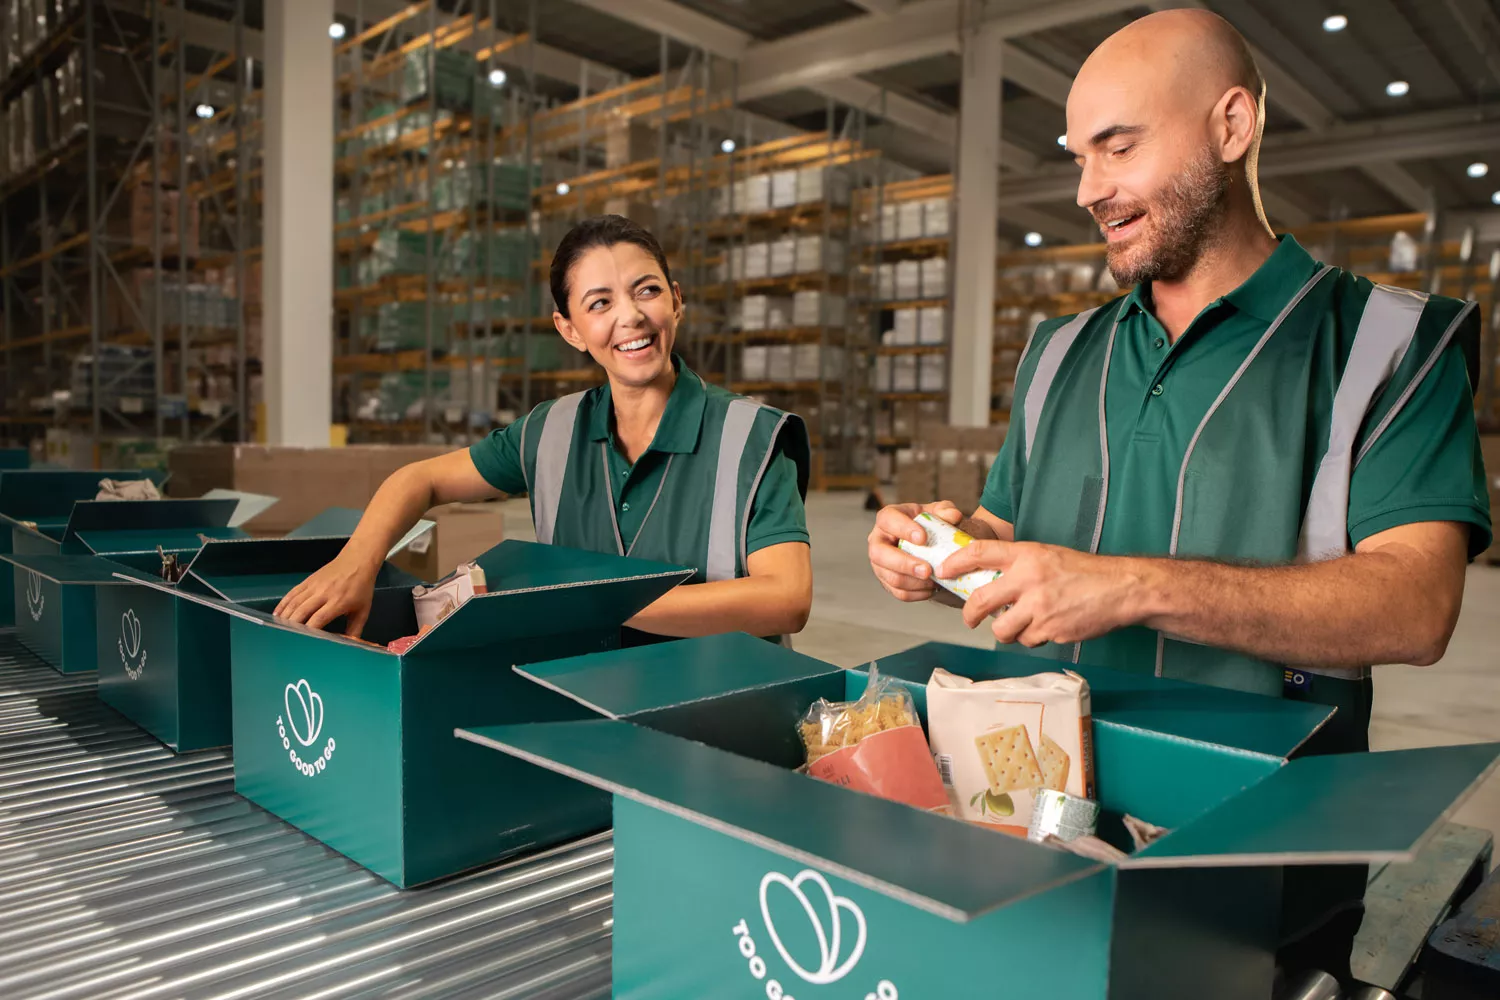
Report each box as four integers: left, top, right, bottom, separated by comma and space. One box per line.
2, 497, 247, 673
100, 525, 419, 753
0, 468, 150, 626
217, 539, 692, 888
462, 636, 1500, 1000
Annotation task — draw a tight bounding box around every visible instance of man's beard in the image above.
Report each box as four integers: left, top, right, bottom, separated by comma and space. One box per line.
1099, 147, 1230, 288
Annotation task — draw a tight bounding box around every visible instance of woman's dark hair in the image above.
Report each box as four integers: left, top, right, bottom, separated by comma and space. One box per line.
550, 215, 673, 318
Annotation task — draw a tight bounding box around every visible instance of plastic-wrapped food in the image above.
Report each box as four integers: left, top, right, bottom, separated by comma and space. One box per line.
798, 666, 948, 812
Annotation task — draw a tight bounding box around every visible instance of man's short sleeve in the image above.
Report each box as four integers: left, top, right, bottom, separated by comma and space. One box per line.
1349, 307, 1492, 558
468, 419, 528, 495
746, 450, 810, 556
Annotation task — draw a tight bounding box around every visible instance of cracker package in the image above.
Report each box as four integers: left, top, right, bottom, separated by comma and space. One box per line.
926, 667, 1095, 837
799, 666, 948, 813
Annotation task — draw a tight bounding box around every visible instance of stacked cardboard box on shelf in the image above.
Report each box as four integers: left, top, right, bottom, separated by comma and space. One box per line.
890, 421, 1008, 510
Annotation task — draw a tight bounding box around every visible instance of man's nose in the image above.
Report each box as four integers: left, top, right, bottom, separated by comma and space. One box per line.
1076, 160, 1112, 212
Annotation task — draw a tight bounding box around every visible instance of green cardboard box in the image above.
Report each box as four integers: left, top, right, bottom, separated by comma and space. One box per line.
0, 469, 149, 626
3, 498, 246, 673
220, 539, 692, 888
100, 526, 417, 753
461, 636, 1500, 1000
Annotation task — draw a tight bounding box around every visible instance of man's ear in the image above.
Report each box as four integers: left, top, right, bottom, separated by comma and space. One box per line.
1217, 85, 1259, 165
553, 311, 588, 353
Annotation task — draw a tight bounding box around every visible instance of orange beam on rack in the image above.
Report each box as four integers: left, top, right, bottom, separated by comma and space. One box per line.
0, 232, 90, 278
337, 1, 432, 56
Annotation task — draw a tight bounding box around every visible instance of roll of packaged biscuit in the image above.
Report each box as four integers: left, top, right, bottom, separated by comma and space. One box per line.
897, 511, 1000, 600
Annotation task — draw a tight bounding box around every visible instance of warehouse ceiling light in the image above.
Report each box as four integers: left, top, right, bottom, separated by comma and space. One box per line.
720, 138, 736, 153
1492, 190, 1500, 205
556, 182, 571, 195
1024, 231, 1043, 247
1322, 14, 1347, 32
1056, 134, 1067, 147
329, 21, 346, 40
1466, 162, 1489, 178
1386, 80, 1410, 97
488, 68, 506, 87
194, 104, 214, 119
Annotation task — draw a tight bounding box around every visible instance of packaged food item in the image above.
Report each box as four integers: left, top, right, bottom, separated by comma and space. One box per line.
96, 478, 161, 501
898, 511, 1000, 600
927, 667, 1095, 838
412, 561, 487, 629
798, 666, 948, 813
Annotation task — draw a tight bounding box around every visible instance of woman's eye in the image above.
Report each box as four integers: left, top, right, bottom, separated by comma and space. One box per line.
587, 298, 608, 311
637, 284, 661, 298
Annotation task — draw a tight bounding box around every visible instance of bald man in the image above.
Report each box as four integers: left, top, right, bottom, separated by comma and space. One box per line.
869, 7, 1489, 986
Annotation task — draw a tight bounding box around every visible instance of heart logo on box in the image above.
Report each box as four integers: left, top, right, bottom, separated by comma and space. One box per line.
284, 679, 324, 748
759, 869, 867, 986
121, 609, 141, 659
25, 571, 44, 622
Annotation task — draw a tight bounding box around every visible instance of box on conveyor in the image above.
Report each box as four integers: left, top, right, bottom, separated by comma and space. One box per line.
97, 511, 425, 753
460, 634, 1500, 1000
217, 539, 691, 887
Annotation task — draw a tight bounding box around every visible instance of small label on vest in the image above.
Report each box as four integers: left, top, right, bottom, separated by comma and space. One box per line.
1283, 668, 1312, 694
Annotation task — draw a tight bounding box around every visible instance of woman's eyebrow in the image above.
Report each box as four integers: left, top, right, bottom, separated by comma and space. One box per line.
629, 273, 663, 289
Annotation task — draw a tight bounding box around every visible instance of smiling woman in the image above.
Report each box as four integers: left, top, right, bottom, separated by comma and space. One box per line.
274, 215, 814, 647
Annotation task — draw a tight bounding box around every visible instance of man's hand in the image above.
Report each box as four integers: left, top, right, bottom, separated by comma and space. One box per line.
274, 548, 381, 638
940, 540, 1144, 647
867, 500, 965, 602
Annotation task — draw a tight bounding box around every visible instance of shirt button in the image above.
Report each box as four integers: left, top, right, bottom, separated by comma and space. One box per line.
1151, 384, 1164, 396
1153, 337, 1164, 349
621, 501, 631, 512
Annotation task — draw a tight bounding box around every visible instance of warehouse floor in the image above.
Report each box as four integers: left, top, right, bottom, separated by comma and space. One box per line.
492, 492, 1500, 843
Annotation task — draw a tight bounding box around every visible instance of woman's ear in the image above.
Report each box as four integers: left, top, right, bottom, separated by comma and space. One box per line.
553, 311, 588, 353
671, 281, 684, 323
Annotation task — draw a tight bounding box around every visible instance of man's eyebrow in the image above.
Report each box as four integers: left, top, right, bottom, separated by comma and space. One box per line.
1088, 124, 1145, 147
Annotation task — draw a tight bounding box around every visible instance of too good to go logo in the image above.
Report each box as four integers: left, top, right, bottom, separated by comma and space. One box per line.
25, 571, 44, 621
731, 868, 896, 1000
276, 678, 336, 777
118, 609, 146, 680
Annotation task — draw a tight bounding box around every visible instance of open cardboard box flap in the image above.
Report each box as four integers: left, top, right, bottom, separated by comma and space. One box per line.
1122, 741, 1500, 868
1, 551, 136, 585
285, 507, 435, 559
62, 498, 244, 555
475, 634, 1500, 922
141, 538, 691, 655
460, 717, 1103, 923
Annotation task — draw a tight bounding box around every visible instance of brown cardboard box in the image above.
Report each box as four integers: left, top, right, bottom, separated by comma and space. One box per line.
937, 452, 984, 513
389, 502, 506, 582
168, 444, 452, 533
959, 425, 1008, 453
894, 449, 937, 505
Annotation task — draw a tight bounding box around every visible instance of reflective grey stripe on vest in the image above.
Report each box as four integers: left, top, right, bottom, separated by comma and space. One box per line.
1023, 307, 1099, 464
530, 391, 586, 546
705, 398, 763, 582
1298, 284, 1428, 563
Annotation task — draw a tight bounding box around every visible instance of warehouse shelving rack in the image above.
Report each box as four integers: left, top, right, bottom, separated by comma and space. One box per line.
333, 0, 547, 446
0, 0, 257, 454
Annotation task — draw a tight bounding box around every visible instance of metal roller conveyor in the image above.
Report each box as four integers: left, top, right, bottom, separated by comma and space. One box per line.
0, 631, 613, 1000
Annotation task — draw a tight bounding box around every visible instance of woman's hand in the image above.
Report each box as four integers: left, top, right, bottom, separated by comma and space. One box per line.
274, 548, 381, 638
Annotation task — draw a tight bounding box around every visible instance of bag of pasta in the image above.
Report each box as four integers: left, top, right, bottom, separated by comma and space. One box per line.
798, 666, 949, 813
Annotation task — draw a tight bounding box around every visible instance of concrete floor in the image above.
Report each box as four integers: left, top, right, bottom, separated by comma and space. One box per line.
494, 491, 1500, 842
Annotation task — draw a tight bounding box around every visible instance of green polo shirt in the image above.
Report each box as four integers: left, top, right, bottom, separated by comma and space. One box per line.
982, 235, 1492, 668
470, 361, 809, 555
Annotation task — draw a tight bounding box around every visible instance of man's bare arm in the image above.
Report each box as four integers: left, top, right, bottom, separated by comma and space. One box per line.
944, 521, 1469, 668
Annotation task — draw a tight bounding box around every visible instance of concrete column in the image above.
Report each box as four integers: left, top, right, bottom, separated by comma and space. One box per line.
948, 17, 1003, 427
264, 0, 334, 446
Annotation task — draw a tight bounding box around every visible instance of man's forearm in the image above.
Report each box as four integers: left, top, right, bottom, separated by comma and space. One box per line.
1129, 548, 1458, 668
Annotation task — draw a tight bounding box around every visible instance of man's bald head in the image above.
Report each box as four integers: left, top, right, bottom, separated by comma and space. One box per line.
1065, 9, 1271, 287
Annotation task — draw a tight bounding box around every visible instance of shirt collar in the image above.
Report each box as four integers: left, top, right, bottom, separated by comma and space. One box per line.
1122, 234, 1321, 325
587, 354, 707, 455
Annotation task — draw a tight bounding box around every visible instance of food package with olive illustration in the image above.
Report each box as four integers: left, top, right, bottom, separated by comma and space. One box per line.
927, 667, 1095, 836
